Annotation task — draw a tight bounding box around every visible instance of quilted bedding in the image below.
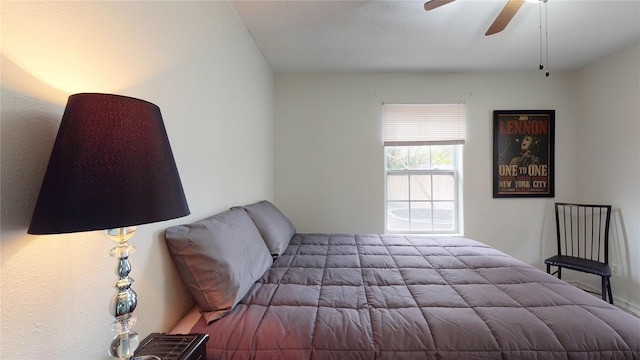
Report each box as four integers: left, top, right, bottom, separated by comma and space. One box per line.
182, 234, 640, 359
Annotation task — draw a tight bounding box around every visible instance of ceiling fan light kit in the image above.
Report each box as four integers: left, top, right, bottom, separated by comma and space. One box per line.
424, 0, 551, 76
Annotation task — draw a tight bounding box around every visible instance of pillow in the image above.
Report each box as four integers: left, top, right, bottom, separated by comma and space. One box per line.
241, 200, 296, 257
165, 207, 272, 323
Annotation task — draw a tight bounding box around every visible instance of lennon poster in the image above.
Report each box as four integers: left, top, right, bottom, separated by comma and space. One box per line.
493, 110, 555, 198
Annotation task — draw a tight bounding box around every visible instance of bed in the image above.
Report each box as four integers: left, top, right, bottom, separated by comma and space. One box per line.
165, 201, 640, 360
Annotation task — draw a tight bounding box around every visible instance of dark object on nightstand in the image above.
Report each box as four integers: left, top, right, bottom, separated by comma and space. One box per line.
134, 333, 209, 360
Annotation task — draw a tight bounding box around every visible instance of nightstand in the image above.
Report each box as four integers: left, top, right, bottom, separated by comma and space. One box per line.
134, 333, 209, 360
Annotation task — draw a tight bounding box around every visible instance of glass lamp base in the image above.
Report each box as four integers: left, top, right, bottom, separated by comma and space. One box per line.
106, 227, 141, 360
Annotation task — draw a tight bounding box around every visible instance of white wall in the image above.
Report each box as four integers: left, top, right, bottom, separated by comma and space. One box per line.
1, 2, 273, 359
573, 42, 640, 312
275, 72, 577, 264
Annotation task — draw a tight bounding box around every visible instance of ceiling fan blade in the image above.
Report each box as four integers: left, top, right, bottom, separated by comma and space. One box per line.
424, 0, 456, 11
485, 0, 525, 36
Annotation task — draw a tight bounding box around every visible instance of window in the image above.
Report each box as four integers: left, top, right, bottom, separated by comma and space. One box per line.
383, 104, 465, 234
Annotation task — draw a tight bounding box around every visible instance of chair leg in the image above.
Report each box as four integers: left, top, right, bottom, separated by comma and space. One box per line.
546, 264, 550, 274
557, 267, 562, 279
601, 276, 607, 302
606, 278, 614, 305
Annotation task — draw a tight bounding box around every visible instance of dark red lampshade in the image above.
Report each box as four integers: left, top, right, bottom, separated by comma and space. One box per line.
28, 93, 190, 234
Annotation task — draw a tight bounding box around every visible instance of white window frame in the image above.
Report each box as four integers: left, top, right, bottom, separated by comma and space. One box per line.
384, 145, 462, 234
383, 104, 465, 235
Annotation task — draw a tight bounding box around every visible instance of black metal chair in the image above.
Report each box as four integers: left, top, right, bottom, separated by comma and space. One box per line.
545, 202, 613, 304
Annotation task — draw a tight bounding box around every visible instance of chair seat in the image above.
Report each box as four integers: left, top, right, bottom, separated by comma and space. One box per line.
545, 255, 611, 277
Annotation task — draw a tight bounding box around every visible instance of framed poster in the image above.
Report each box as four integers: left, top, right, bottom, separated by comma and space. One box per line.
493, 110, 555, 198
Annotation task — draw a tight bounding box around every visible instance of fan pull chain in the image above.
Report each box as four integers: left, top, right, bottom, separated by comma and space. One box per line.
538, 0, 544, 70
538, 0, 550, 76
545, 0, 549, 76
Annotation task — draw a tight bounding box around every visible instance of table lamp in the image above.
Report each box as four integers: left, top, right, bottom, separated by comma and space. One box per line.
28, 93, 190, 360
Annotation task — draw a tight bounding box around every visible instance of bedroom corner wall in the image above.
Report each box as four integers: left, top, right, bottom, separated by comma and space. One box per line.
273, 42, 640, 314
573, 42, 640, 313
274, 71, 577, 265
1, 2, 274, 359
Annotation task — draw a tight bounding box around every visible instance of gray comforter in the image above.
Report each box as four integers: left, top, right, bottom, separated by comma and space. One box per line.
188, 234, 640, 359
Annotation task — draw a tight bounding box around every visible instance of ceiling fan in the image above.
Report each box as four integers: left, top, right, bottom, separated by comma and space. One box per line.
424, 0, 527, 36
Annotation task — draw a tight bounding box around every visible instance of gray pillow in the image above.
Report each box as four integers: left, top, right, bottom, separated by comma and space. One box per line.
241, 200, 296, 257
165, 207, 272, 323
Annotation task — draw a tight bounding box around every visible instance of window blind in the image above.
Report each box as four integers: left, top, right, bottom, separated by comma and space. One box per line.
383, 103, 466, 146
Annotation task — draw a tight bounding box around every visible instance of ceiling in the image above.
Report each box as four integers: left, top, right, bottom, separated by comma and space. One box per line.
231, 0, 640, 73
